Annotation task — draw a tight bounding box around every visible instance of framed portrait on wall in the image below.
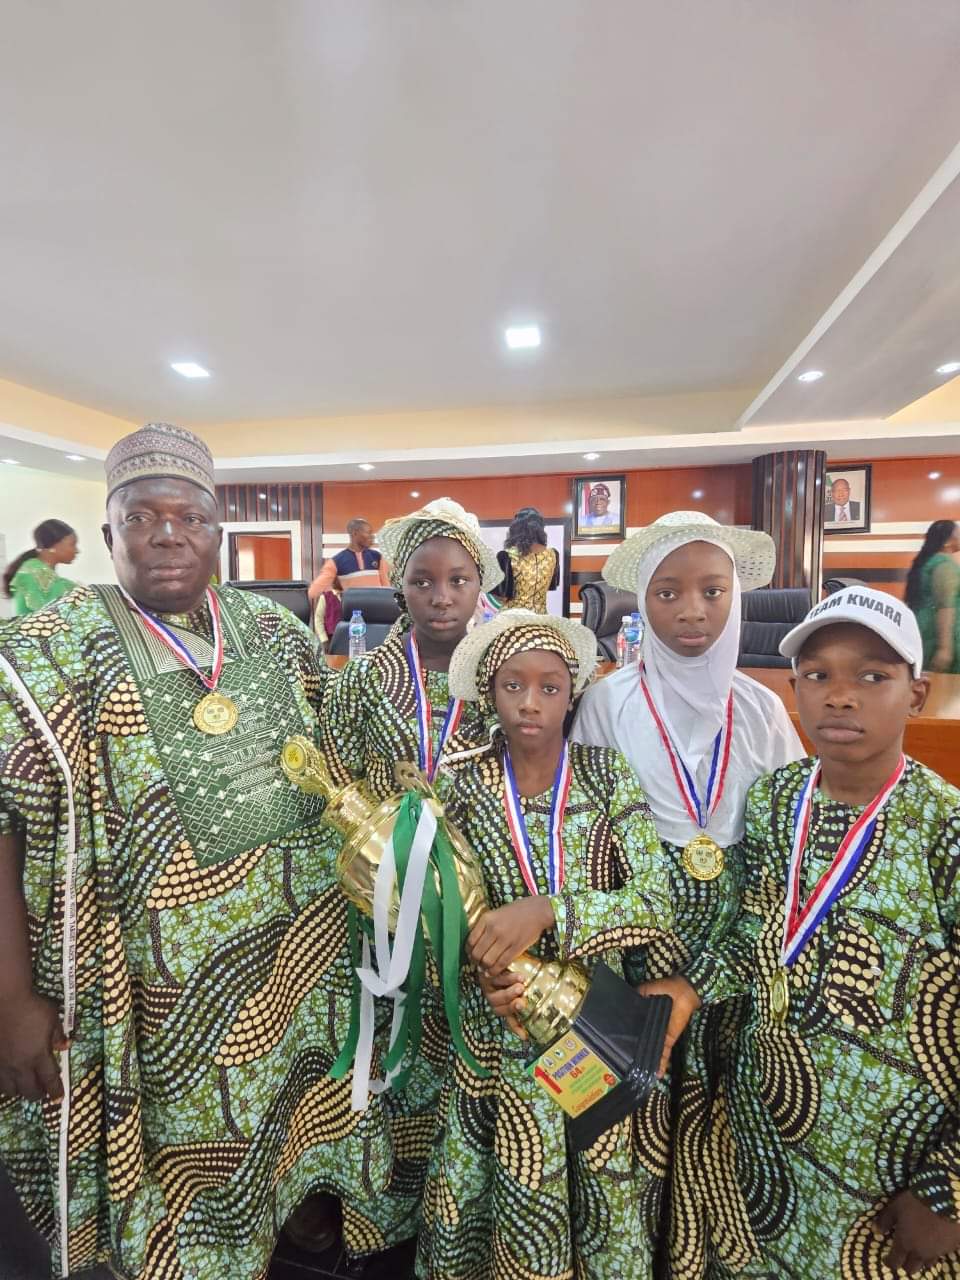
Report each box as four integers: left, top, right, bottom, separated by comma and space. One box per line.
824, 464, 871, 534
573, 474, 626, 539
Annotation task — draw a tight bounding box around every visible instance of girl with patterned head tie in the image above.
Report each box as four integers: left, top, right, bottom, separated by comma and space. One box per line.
313, 498, 502, 1264
416, 609, 676, 1280
572, 511, 804, 1277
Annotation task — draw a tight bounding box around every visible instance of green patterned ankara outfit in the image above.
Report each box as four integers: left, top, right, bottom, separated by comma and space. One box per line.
8, 556, 75, 616
317, 626, 489, 1254
0, 585, 392, 1280
626, 839, 747, 1278
685, 758, 960, 1279
415, 740, 676, 1280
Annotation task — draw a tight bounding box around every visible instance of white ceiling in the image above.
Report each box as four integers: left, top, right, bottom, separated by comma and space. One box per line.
3, 0, 960, 428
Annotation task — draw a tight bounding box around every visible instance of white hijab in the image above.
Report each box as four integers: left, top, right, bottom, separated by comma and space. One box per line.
636, 532, 742, 769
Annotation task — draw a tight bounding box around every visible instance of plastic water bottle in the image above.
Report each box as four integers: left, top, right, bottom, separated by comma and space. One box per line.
615, 616, 631, 668
627, 611, 643, 664
348, 610, 367, 660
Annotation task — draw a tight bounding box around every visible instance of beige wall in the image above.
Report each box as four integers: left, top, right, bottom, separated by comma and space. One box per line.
0, 376, 753, 456
0, 466, 115, 617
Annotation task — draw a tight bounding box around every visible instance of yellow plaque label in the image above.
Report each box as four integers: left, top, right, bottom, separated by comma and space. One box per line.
530, 1031, 620, 1118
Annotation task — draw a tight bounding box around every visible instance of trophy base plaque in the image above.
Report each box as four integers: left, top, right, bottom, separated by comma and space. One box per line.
530, 963, 673, 1151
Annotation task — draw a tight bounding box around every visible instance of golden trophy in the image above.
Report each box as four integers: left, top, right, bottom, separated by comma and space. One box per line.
282, 735, 670, 1148
281, 735, 589, 1044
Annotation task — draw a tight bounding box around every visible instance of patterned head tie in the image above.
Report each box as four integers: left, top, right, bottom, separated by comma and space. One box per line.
105, 422, 216, 499
378, 497, 502, 591
448, 608, 598, 703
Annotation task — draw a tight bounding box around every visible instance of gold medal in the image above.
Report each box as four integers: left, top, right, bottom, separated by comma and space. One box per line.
193, 691, 239, 736
770, 968, 790, 1025
681, 835, 725, 881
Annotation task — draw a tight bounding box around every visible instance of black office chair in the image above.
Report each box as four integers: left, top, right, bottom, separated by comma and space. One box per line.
739, 587, 813, 668
327, 587, 401, 656
579, 581, 639, 662
822, 576, 866, 596
229, 580, 311, 626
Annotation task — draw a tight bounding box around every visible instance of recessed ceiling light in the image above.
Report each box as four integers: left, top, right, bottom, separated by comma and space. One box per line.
936, 361, 960, 375
64, 454, 86, 462
692, 489, 705, 499
797, 369, 824, 383
2, 458, 20, 465
504, 324, 541, 350
170, 361, 210, 378
410, 490, 420, 498
583, 452, 601, 461
929, 471, 942, 480
358, 463, 375, 472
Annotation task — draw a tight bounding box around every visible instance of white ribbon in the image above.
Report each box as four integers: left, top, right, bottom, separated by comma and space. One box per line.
349, 801, 438, 1111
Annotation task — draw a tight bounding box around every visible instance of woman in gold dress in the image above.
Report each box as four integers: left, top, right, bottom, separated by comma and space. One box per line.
494, 507, 559, 614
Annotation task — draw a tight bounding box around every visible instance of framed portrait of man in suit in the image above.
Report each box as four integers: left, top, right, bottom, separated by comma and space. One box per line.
573, 474, 626, 539
824, 465, 871, 534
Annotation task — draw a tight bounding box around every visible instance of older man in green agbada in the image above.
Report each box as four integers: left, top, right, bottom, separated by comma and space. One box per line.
0, 423, 387, 1279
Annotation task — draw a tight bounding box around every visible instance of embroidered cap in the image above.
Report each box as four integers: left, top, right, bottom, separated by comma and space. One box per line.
779, 586, 923, 677
106, 422, 216, 499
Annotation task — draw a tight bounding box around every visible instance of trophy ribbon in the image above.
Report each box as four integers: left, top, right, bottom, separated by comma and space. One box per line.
330, 788, 487, 1109
349, 798, 438, 1107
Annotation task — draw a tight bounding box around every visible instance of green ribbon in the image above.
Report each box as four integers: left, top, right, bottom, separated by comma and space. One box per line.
330, 790, 489, 1089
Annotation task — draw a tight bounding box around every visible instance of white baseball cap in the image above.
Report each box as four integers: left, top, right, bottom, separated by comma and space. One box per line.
779, 586, 923, 677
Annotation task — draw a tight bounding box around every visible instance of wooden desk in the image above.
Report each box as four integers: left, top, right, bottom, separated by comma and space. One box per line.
742, 667, 960, 788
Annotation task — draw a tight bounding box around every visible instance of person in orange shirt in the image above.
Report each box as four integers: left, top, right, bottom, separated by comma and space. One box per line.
308, 518, 391, 643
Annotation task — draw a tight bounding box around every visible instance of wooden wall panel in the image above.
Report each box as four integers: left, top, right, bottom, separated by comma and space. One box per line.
821, 452, 960, 601
216, 482, 324, 582
830, 454, 960, 522
321, 463, 753, 533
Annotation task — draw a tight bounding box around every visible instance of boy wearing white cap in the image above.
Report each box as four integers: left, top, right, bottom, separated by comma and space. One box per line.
658, 587, 960, 1277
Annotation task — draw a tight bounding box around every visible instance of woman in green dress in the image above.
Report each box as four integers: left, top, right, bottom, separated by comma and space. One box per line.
316, 497, 502, 1261
417, 610, 676, 1280
2, 519, 78, 615
905, 519, 960, 672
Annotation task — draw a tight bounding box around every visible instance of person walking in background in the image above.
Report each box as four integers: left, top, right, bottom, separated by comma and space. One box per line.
2, 519, 78, 615
308, 516, 390, 645
905, 518, 960, 672
493, 507, 559, 613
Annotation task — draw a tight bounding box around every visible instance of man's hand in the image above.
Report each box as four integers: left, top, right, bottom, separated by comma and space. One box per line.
0, 991, 69, 1102
477, 969, 527, 1040
872, 1191, 960, 1275
636, 975, 701, 1077
467, 898, 555, 977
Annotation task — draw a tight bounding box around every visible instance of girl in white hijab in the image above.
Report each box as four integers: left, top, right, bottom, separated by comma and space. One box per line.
572, 511, 803, 1280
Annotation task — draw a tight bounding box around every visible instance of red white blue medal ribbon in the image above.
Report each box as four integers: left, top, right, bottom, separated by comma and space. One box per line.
639, 667, 733, 829
120, 586, 224, 690
502, 741, 572, 896
781, 753, 905, 968
405, 632, 464, 781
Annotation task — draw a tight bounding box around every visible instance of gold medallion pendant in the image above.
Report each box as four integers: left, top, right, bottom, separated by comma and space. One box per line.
193, 691, 239, 736
770, 968, 790, 1024
681, 835, 725, 881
